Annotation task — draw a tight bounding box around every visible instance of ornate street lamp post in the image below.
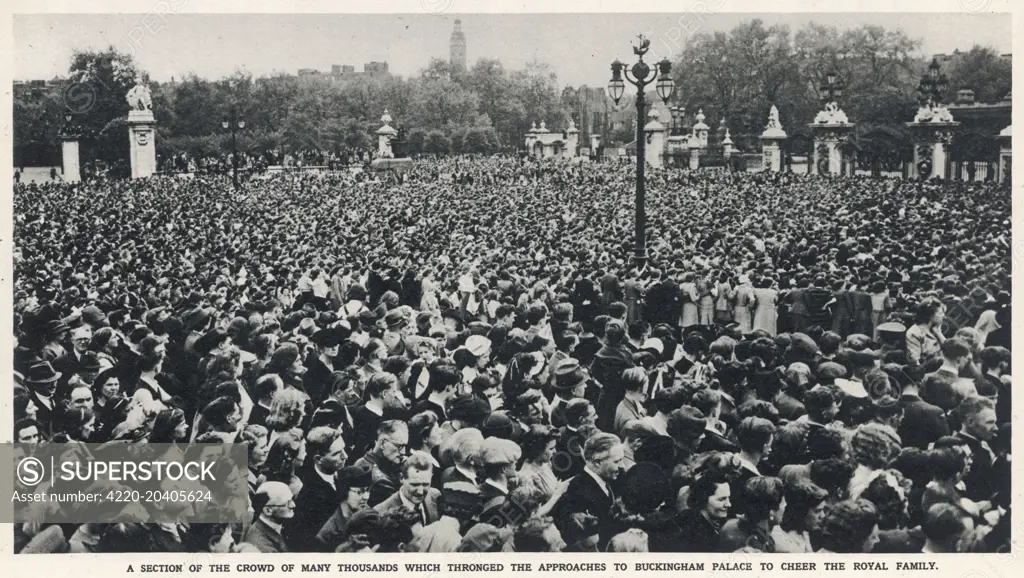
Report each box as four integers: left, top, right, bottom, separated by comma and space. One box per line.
221, 108, 246, 189
918, 58, 949, 109
819, 70, 844, 105
607, 35, 675, 267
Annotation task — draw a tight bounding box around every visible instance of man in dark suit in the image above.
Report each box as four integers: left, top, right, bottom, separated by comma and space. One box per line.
644, 271, 679, 330
243, 481, 294, 553
554, 399, 595, 481
53, 325, 92, 395
954, 396, 1001, 503
286, 428, 348, 552
599, 269, 622, 314
374, 452, 441, 533
553, 432, 626, 551
897, 378, 949, 450
788, 282, 812, 334
353, 420, 407, 506
23, 361, 61, 436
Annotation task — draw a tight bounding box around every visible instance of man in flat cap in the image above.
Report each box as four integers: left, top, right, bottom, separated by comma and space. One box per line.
478, 437, 523, 528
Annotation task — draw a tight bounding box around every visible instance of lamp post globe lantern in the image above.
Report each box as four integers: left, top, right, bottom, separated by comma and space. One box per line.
607, 34, 676, 268
918, 58, 948, 108
607, 60, 626, 104
820, 70, 843, 104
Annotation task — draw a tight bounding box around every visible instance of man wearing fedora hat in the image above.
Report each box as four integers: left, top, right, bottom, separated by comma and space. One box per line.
549, 359, 588, 428
24, 361, 62, 435
382, 309, 413, 358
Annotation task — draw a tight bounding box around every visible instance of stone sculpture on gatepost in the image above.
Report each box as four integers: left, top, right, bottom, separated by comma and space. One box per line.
643, 109, 666, 168
759, 105, 787, 173
906, 101, 959, 180
808, 101, 855, 176
126, 78, 157, 179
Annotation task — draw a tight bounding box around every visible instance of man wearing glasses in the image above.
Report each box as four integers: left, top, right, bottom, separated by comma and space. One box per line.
353, 420, 409, 507
244, 481, 296, 553
54, 325, 93, 392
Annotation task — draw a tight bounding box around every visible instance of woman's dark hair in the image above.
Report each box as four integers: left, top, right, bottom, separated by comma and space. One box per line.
861, 471, 910, 530
927, 447, 967, 480
743, 476, 784, 522
261, 430, 303, 480
14, 392, 35, 421
199, 396, 240, 434
148, 408, 186, 444
914, 298, 943, 326
407, 411, 438, 451
520, 424, 558, 462
780, 481, 829, 533
88, 327, 116, 353
203, 350, 241, 383
687, 473, 730, 510
810, 458, 856, 498
382, 356, 410, 378
452, 347, 480, 369
251, 334, 277, 358
768, 421, 809, 466
805, 426, 846, 461
815, 499, 879, 553
54, 406, 95, 440
890, 447, 932, 488
428, 362, 461, 394
376, 509, 418, 553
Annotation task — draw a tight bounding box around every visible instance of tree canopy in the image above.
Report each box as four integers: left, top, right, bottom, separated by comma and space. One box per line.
13, 23, 1011, 166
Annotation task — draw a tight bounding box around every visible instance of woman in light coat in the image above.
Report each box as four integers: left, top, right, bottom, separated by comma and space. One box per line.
733, 275, 755, 334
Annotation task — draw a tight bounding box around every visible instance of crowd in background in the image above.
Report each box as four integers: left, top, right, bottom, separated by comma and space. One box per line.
12, 157, 1011, 554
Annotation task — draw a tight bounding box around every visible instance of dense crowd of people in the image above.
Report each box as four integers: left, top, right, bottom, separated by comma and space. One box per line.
11, 156, 1011, 554
158, 149, 373, 176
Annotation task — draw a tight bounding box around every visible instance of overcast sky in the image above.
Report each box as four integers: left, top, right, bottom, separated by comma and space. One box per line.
14, 12, 1012, 88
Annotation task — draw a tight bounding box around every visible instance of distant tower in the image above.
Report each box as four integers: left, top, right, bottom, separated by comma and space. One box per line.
450, 19, 467, 72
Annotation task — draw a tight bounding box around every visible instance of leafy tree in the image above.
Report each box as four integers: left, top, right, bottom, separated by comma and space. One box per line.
463, 127, 492, 154
449, 127, 467, 154
943, 46, 1012, 103
406, 128, 427, 155
424, 130, 449, 156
